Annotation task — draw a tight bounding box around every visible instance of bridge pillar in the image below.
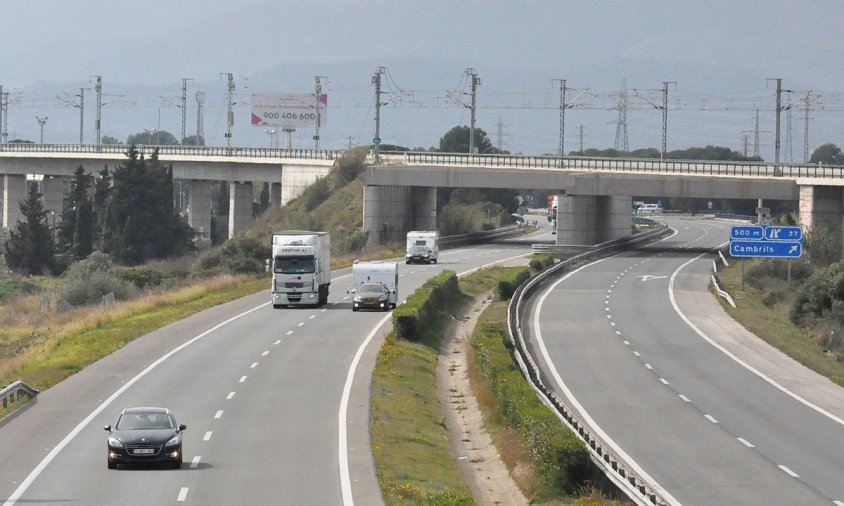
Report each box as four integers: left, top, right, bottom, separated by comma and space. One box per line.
270, 182, 282, 209
41, 176, 64, 226
799, 184, 844, 259
556, 195, 631, 246
2, 175, 27, 229
363, 185, 436, 247
187, 180, 212, 243
228, 181, 253, 239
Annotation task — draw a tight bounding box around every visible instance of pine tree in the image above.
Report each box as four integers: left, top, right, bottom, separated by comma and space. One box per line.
73, 197, 94, 259
3, 183, 56, 275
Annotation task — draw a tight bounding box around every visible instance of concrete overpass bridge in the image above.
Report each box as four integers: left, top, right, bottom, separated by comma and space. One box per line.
0, 143, 339, 240
364, 151, 844, 256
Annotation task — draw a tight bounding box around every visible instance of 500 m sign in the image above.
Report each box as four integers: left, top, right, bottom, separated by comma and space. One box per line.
251, 93, 328, 128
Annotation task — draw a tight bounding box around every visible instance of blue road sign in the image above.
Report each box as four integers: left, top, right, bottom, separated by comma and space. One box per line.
730, 225, 764, 241
730, 240, 802, 258
524, 193, 534, 204
764, 226, 803, 241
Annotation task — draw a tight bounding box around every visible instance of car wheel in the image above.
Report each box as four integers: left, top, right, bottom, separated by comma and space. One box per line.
107, 459, 117, 470
433, 259, 438, 264
280, 304, 287, 309
406, 260, 411, 264
352, 307, 358, 312
273, 304, 281, 309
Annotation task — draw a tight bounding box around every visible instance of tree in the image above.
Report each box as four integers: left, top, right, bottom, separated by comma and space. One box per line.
103, 146, 194, 264
438, 126, 499, 154
810, 143, 844, 165
57, 166, 93, 255
182, 134, 205, 146
93, 166, 111, 251
101, 135, 121, 144
126, 129, 178, 145
3, 184, 56, 275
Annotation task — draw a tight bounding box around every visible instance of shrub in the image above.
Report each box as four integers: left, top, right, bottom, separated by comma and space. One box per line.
496, 266, 530, 300
197, 236, 270, 275
112, 266, 165, 288
334, 147, 367, 187
745, 260, 812, 289
59, 270, 136, 307
790, 262, 844, 326
301, 176, 331, 211
530, 254, 555, 273
393, 270, 460, 343
333, 228, 369, 255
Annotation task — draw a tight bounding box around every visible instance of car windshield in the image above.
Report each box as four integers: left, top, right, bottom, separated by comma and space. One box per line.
409, 245, 428, 254
116, 413, 174, 430
275, 256, 315, 274
357, 283, 385, 295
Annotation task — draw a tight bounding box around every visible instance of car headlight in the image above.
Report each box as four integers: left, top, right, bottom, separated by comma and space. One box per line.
353, 296, 362, 302
165, 435, 181, 447
108, 436, 124, 449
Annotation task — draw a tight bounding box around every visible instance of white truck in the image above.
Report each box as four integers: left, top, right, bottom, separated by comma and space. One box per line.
405, 230, 439, 264
271, 231, 330, 308
350, 260, 399, 310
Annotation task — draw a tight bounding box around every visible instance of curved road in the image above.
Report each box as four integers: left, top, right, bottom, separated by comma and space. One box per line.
525, 217, 844, 505
0, 229, 548, 505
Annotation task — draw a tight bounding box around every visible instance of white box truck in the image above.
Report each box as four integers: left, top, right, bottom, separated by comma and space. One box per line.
350, 260, 399, 311
271, 231, 330, 308
405, 231, 439, 264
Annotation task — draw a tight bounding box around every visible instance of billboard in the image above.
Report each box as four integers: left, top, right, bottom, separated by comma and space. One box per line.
251, 93, 328, 128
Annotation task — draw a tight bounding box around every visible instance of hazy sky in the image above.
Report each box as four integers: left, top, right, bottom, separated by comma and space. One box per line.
2, 1, 842, 157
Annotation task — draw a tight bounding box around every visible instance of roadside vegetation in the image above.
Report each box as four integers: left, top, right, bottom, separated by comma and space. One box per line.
715, 226, 844, 386
371, 262, 624, 505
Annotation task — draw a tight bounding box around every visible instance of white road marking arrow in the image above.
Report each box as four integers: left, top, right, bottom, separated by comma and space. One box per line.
638, 275, 668, 281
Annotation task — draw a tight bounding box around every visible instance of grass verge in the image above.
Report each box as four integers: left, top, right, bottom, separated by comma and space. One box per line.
0, 274, 268, 415
716, 258, 844, 387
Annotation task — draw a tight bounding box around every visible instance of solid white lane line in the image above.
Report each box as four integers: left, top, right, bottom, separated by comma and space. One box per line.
678, 394, 690, 402
778, 465, 799, 478
832, 500, 844, 506
1, 301, 270, 506
737, 437, 754, 448
533, 257, 681, 506
669, 255, 844, 428
226, 392, 235, 400
262, 351, 269, 356
190, 456, 201, 469
214, 410, 223, 419
321, 308, 327, 312
203, 432, 212, 441
177, 488, 189, 502
340, 249, 533, 506
239, 376, 247, 383
659, 378, 669, 385
704, 414, 718, 424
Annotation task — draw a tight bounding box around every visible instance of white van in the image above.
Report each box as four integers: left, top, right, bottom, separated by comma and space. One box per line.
636, 203, 663, 214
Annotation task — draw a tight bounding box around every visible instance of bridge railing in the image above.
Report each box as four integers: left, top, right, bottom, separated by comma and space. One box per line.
380, 151, 844, 179
0, 143, 344, 160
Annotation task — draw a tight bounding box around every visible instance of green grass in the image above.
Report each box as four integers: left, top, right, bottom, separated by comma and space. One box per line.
1, 276, 268, 397
716, 259, 844, 387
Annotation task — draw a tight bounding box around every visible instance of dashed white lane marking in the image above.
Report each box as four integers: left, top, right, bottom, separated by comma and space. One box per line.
606, 315, 612, 319
704, 414, 719, 424
274, 339, 281, 345
203, 432, 212, 441
297, 322, 304, 327
262, 351, 269, 356
737, 437, 754, 448
177, 487, 189, 502
286, 330, 294, 335
623, 340, 630, 346
309, 314, 316, 319
610, 322, 616, 327
250, 362, 258, 368
239, 376, 247, 383
214, 410, 223, 419
645, 364, 653, 370
633, 351, 641, 357
615, 330, 621, 335
778, 465, 799, 478
226, 392, 235, 400
659, 378, 670, 385
832, 500, 844, 506
343, 296, 350, 300
190, 456, 201, 469
679, 394, 690, 402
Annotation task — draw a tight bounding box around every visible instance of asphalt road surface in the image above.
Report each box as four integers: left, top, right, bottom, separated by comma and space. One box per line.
524, 217, 844, 505
0, 229, 549, 506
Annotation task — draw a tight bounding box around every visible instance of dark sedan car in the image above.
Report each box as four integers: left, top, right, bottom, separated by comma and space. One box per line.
105, 407, 186, 469
352, 281, 391, 312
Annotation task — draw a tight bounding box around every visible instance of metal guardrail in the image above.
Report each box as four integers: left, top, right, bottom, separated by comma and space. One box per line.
0, 143, 344, 160
508, 225, 676, 506
439, 225, 521, 248
0, 380, 39, 411
381, 151, 844, 179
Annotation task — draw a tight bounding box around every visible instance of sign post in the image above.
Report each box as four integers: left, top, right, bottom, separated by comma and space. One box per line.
729, 225, 802, 289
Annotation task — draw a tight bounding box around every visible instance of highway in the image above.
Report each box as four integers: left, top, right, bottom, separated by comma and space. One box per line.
0, 231, 546, 505
524, 217, 844, 505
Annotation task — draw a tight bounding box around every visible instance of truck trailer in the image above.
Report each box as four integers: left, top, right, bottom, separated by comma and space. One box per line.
350, 260, 399, 311
271, 231, 330, 308
405, 230, 439, 264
